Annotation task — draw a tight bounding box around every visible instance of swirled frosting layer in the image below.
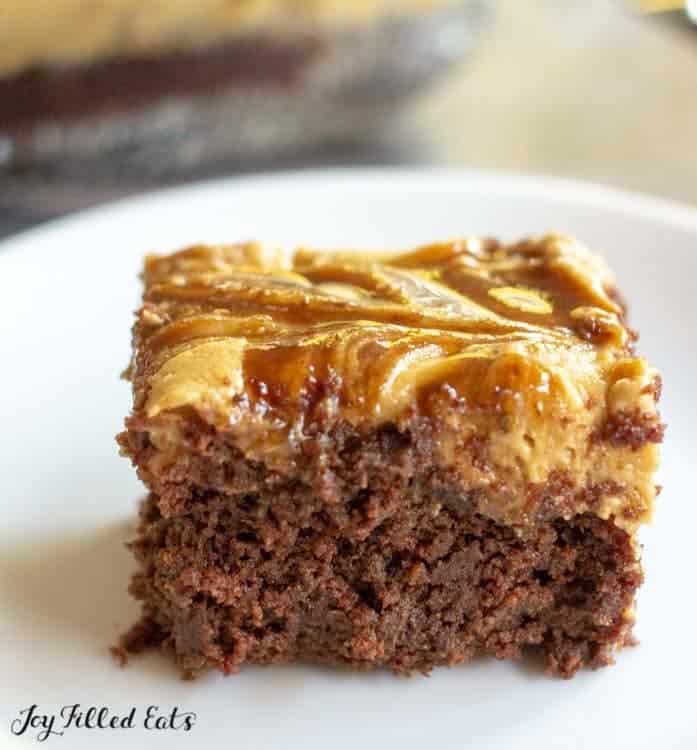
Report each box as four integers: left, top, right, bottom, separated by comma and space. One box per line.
127, 235, 663, 532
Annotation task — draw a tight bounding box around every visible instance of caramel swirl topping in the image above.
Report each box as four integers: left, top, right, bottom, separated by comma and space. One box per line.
126, 234, 663, 533
133, 235, 634, 427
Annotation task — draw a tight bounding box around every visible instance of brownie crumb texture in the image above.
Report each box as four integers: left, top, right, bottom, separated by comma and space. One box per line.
117, 425, 642, 679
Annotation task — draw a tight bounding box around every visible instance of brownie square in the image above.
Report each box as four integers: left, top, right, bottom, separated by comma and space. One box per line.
117, 235, 663, 677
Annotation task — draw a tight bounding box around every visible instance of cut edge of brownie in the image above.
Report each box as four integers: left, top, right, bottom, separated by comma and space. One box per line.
115, 420, 644, 679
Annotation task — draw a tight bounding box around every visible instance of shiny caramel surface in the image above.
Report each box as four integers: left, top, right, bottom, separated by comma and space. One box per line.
136, 235, 629, 423
129, 235, 662, 532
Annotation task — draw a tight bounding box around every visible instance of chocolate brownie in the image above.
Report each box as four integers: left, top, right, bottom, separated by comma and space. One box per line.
117, 235, 664, 678
0, 38, 319, 133
0, 0, 442, 132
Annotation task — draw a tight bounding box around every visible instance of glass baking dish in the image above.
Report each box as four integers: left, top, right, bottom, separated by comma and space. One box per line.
0, 0, 492, 177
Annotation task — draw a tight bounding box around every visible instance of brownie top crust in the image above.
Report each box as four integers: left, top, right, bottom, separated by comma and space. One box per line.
125, 235, 663, 533
0, 0, 444, 78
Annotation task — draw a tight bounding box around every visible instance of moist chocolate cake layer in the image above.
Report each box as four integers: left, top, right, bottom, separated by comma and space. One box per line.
117, 422, 643, 677
119, 485, 639, 678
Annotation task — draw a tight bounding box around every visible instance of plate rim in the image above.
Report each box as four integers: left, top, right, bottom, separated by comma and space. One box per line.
2, 167, 697, 260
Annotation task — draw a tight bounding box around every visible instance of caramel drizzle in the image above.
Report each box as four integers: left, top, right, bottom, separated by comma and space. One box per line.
145, 278, 569, 340
137, 238, 625, 420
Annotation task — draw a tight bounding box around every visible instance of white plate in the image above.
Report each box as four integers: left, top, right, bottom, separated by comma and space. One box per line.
1, 169, 695, 750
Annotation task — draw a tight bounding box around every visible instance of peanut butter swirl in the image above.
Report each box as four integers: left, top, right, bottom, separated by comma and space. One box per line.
130, 235, 663, 532
137, 235, 626, 421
